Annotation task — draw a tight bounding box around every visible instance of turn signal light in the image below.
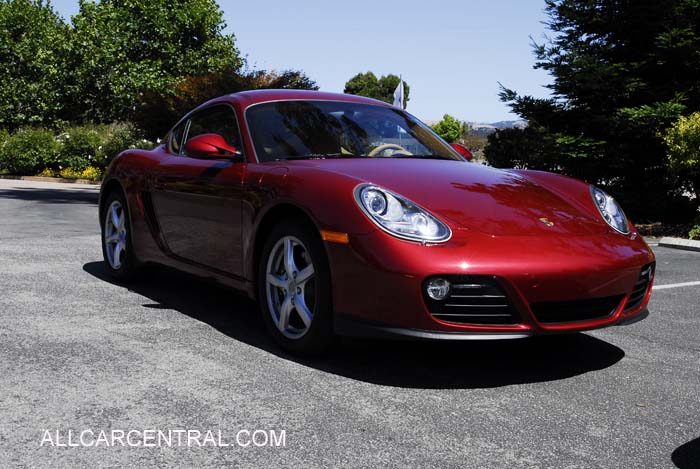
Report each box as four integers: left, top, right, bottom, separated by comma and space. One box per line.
320, 230, 350, 244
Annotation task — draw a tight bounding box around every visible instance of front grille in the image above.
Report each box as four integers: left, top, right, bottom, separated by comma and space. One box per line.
624, 262, 655, 312
423, 275, 519, 325
531, 295, 624, 324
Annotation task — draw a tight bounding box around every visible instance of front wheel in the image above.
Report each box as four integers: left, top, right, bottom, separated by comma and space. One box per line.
258, 219, 333, 354
101, 190, 139, 281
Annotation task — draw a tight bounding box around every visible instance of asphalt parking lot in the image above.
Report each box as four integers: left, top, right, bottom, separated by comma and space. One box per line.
1, 178, 699, 468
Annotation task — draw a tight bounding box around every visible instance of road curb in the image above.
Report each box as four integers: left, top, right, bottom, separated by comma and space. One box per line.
0, 175, 99, 185
658, 237, 700, 252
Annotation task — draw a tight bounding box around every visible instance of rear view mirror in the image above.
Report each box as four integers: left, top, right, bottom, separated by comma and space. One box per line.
450, 143, 473, 161
184, 133, 240, 160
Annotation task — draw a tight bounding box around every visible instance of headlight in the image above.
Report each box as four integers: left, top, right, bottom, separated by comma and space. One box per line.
354, 184, 452, 243
590, 186, 630, 234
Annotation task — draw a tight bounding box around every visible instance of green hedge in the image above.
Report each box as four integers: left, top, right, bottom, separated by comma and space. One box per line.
0, 128, 60, 174
0, 123, 155, 180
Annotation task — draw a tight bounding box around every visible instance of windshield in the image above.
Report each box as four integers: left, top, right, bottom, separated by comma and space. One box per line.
245, 100, 463, 162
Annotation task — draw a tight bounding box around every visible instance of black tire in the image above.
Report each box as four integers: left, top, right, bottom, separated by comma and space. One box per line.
257, 218, 333, 354
101, 189, 139, 281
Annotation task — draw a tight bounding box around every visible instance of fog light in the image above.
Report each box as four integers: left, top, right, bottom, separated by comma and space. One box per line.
426, 278, 450, 300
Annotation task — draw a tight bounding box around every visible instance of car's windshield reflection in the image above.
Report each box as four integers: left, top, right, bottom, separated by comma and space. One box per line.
245, 100, 462, 162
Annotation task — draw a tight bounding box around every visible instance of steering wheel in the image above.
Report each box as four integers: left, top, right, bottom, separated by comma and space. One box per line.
367, 143, 412, 157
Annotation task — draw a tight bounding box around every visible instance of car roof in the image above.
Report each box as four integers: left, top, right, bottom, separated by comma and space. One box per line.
223, 89, 393, 109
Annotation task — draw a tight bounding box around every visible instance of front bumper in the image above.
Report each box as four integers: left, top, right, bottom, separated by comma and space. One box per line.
334, 308, 649, 340
325, 227, 655, 337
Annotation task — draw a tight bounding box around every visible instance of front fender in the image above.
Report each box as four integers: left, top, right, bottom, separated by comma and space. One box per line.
250, 164, 378, 236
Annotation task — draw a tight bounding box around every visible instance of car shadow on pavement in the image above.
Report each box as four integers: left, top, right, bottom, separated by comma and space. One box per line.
0, 186, 98, 204
672, 436, 700, 469
84, 261, 625, 389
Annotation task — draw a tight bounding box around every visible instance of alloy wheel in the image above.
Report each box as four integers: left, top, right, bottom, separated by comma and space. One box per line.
265, 236, 316, 339
104, 200, 127, 270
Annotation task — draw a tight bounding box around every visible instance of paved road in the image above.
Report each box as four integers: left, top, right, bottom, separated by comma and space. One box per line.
1, 179, 699, 468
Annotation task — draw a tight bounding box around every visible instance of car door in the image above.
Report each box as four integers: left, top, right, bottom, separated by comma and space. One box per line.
151, 104, 247, 278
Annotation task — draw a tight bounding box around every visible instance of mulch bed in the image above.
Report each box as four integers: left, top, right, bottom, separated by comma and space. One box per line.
634, 222, 693, 238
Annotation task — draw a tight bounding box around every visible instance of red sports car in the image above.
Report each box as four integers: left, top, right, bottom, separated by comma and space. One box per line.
99, 89, 655, 353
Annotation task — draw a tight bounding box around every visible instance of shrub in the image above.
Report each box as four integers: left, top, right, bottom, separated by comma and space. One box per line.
689, 211, 700, 240
51, 166, 101, 181
56, 122, 155, 171
57, 126, 102, 172
58, 167, 81, 179
665, 112, 700, 200
0, 128, 61, 174
97, 122, 153, 168
0, 123, 153, 176
690, 225, 700, 240
80, 166, 102, 181
0, 128, 8, 169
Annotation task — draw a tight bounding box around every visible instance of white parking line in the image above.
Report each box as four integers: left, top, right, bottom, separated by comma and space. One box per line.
653, 281, 700, 290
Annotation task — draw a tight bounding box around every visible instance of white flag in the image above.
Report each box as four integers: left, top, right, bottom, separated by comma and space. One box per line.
393, 79, 404, 109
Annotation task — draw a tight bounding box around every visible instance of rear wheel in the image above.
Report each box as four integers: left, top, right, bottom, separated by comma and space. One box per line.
101, 190, 139, 281
258, 219, 333, 354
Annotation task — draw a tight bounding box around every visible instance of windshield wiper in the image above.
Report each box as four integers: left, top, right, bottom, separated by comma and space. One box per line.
275, 153, 364, 161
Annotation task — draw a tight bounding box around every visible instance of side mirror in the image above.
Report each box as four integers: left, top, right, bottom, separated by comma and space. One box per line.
184, 133, 240, 160
450, 143, 473, 161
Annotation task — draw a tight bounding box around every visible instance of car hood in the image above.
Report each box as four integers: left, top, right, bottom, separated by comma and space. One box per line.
292, 158, 606, 237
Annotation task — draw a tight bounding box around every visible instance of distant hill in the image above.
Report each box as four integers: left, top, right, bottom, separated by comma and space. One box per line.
490, 120, 528, 129
468, 120, 527, 137
423, 118, 528, 137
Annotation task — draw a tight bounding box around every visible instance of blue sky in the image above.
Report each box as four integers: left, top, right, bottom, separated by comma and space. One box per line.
51, 0, 553, 123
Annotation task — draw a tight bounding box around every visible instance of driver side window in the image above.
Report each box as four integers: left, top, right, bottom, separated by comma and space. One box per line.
182, 105, 243, 157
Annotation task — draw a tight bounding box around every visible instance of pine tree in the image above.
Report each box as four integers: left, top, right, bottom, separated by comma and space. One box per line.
486, 0, 700, 221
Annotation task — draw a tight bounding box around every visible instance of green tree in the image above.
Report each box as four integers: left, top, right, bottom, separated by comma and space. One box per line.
487, 0, 700, 221
665, 112, 700, 199
134, 67, 318, 138
458, 123, 488, 154
0, 0, 72, 129
344, 72, 409, 106
431, 114, 463, 143
71, 0, 243, 123
668, 112, 700, 239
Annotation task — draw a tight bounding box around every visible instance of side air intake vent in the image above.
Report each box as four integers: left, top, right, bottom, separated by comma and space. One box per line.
624, 262, 655, 312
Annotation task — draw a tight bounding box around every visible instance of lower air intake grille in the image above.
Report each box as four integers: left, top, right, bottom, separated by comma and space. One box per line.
531, 295, 624, 324
423, 276, 519, 325
624, 262, 655, 312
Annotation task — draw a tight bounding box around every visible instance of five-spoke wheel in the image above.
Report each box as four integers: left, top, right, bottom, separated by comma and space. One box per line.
259, 219, 333, 353
101, 190, 138, 280
265, 236, 316, 339
104, 200, 127, 269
